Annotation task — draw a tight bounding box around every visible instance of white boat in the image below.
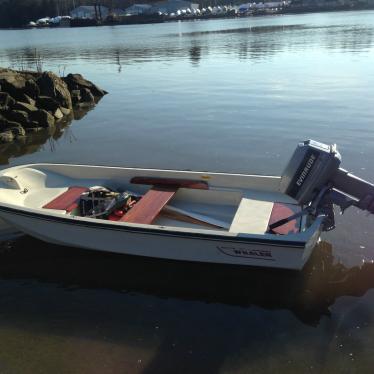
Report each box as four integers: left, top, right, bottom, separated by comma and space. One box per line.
0, 140, 372, 270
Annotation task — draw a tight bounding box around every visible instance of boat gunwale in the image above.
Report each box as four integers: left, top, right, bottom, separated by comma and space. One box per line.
1, 163, 281, 180
0, 202, 321, 249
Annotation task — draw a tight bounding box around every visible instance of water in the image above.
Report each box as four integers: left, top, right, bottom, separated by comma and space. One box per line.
1, 10, 374, 373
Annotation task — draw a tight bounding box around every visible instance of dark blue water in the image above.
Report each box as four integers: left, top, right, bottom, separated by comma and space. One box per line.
1, 11, 374, 373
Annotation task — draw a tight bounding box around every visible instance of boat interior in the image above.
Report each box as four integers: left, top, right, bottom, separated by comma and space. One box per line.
0, 164, 307, 236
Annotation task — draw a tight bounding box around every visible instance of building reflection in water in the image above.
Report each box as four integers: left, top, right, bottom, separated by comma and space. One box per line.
2, 23, 372, 72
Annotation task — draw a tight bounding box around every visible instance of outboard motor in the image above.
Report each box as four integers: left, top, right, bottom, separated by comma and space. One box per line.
271, 140, 374, 232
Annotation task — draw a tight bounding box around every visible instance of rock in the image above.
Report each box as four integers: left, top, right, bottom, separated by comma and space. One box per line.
63, 73, 107, 97
36, 71, 72, 110
0, 113, 7, 130
0, 113, 20, 131
13, 101, 38, 114
60, 107, 71, 116
25, 127, 44, 133
0, 92, 16, 109
70, 90, 81, 105
4, 110, 29, 125
53, 108, 64, 120
0, 115, 22, 130
9, 124, 26, 138
80, 88, 95, 104
0, 68, 107, 144
24, 79, 40, 99
23, 120, 42, 129
36, 96, 60, 112
0, 130, 14, 143
30, 109, 55, 128
22, 94, 36, 107
0, 69, 27, 101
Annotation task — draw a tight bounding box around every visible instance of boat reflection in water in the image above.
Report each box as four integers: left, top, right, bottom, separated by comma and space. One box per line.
1, 238, 373, 326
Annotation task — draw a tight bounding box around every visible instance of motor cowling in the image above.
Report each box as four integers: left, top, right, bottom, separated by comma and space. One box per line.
280, 140, 342, 205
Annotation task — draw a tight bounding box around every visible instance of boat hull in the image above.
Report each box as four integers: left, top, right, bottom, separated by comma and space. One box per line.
0, 217, 23, 241
0, 207, 320, 270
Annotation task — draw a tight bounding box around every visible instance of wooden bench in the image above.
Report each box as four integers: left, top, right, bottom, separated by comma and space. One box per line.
43, 186, 89, 212
230, 198, 301, 235
120, 177, 209, 225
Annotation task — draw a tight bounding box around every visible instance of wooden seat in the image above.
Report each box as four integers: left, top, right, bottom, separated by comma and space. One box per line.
43, 186, 89, 212
120, 177, 209, 225
230, 199, 301, 235
230, 198, 274, 235
120, 185, 177, 224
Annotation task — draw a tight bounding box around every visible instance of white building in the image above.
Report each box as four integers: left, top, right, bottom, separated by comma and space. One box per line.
151, 0, 199, 14
112, 8, 127, 17
70, 5, 109, 19
124, 4, 153, 16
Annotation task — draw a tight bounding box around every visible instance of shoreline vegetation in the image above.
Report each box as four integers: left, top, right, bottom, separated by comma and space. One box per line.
0, 1, 374, 29
0, 68, 107, 144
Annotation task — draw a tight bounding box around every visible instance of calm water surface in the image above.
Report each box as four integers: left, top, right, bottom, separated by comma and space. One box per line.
1, 10, 374, 373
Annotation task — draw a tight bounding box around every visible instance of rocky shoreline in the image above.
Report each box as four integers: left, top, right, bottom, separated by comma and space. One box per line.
0, 68, 107, 143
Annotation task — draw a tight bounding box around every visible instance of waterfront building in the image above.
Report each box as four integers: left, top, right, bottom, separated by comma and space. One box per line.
124, 4, 153, 15
151, 0, 199, 14
112, 8, 127, 17
70, 5, 109, 19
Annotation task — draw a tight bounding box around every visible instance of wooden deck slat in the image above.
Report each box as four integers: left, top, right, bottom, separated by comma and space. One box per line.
43, 186, 88, 212
120, 185, 177, 224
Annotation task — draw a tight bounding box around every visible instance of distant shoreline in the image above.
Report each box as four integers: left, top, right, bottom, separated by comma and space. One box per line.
0, 6, 373, 30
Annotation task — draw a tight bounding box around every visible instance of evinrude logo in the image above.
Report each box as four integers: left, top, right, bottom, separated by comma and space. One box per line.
217, 246, 273, 260
296, 153, 316, 187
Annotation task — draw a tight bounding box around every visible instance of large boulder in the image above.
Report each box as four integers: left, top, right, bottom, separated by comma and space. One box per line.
30, 109, 55, 128
0, 92, 16, 109
36, 96, 60, 112
63, 74, 107, 97
80, 88, 95, 105
3, 110, 29, 126
0, 114, 20, 130
70, 90, 81, 106
13, 101, 38, 114
0, 113, 9, 129
23, 120, 44, 132
0, 130, 14, 143
0, 69, 27, 101
36, 72, 72, 110
9, 124, 26, 138
24, 79, 40, 99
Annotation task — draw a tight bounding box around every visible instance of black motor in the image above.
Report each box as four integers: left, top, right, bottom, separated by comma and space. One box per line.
278, 140, 374, 225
